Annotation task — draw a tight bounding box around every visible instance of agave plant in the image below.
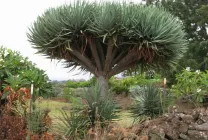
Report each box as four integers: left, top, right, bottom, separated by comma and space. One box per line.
131, 85, 170, 118
82, 84, 118, 127
56, 111, 89, 140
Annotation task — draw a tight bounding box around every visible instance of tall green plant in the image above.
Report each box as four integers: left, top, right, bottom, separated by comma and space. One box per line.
131, 85, 170, 118
56, 111, 89, 140
83, 84, 117, 126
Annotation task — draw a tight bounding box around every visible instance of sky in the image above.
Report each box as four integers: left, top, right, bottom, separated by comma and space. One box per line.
0, 0, 142, 81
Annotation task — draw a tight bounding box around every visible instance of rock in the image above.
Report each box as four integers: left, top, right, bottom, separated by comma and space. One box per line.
139, 135, 148, 140
179, 123, 188, 134
197, 119, 205, 125
171, 117, 181, 127
131, 124, 144, 135
165, 130, 179, 140
192, 110, 200, 120
179, 133, 190, 140
149, 132, 162, 140
198, 115, 208, 123
188, 123, 196, 130
148, 128, 165, 139
181, 115, 194, 124
106, 133, 117, 140
127, 133, 139, 139
187, 130, 208, 140
195, 123, 208, 131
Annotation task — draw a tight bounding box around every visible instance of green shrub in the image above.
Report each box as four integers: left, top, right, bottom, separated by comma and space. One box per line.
65, 80, 91, 89
109, 75, 161, 95
131, 85, 170, 118
172, 69, 208, 103
62, 87, 75, 102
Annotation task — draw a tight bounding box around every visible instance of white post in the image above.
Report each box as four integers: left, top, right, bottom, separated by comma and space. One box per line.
164, 78, 167, 88
31, 82, 34, 96
30, 81, 34, 111
27, 81, 34, 140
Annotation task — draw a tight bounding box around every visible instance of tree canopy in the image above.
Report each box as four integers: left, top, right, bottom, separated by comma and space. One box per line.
28, 1, 187, 94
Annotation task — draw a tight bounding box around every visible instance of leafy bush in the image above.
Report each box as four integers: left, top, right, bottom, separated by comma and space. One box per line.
172, 69, 208, 102
0, 47, 54, 101
0, 87, 28, 139
0, 115, 27, 140
65, 80, 91, 89
0, 86, 31, 116
62, 87, 74, 102
109, 75, 161, 95
131, 85, 170, 118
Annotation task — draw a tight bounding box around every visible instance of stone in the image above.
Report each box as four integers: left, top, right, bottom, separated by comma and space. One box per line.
195, 123, 208, 131
197, 119, 205, 125
127, 133, 139, 139
165, 130, 179, 140
131, 124, 144, 135
181, 115, 194, 124
149, 132, 162, 140
179, 133, 190, 140
148, 128, 165, 139
139, 135, 148, 140
106, 133, 117, 140
179, 123, 188, 134
192, 111, 200, 121
188, 123, 196, 130
199, 116, 208, 123
187, 130, 208, 140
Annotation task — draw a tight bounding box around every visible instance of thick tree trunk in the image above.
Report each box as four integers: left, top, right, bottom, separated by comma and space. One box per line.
96, 76, 109, 97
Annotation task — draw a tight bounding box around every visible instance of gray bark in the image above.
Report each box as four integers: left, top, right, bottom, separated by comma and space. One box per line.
97, 76, 109, 97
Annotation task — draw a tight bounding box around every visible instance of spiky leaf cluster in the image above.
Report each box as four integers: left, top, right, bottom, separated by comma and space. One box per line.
28, 1, 187, 77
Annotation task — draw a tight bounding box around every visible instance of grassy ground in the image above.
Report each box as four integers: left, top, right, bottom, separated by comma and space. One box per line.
36, 98, 134, 128
36, 99, 71, 118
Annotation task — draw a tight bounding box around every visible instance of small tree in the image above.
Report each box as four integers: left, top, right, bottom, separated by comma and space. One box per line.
28, 1, 187, 96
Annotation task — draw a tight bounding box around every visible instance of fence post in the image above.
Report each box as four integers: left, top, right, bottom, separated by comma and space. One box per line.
27, 81, 34, 140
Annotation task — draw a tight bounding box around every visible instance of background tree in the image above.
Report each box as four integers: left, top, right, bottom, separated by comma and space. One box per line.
158, 0, 208, 85
0, 47, 54, 103
28, 1, 187, 96
161, 0, 208, 70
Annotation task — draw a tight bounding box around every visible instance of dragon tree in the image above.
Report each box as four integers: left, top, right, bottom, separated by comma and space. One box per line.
28, 1, 187, 96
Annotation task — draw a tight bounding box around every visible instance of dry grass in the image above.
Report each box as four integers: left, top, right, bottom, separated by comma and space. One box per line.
116, 110, 134, 128
36, 99, 71, 119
